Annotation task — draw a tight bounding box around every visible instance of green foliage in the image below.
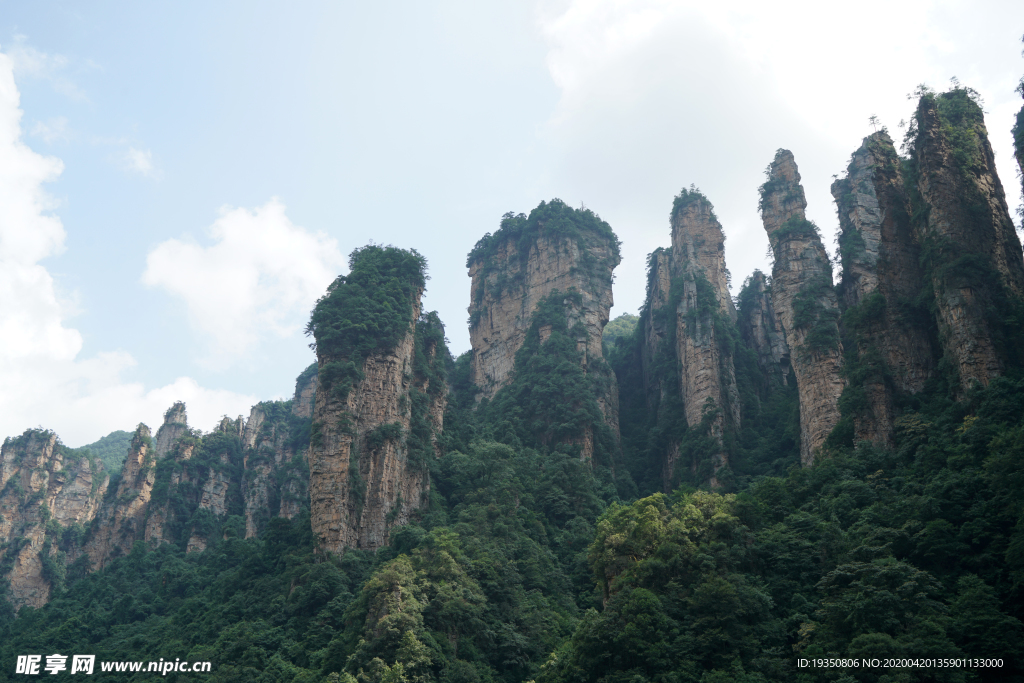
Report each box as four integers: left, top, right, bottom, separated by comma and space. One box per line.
68, 430, 132, 473
467, 200, 620, 305
601, 313, 637, 356
770, 215, 820, 243
793, 275, 841, 355
307, 245, 427, 398
671, 184, 717, 223
543, 374, 1024, 682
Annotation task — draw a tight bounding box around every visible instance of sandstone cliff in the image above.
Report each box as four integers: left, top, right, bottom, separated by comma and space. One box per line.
0, 430, 108, 609
668, 191, 740, 485
633, 190, 743, 488
467, 200, 621, 448
911, 89, 1024, 388
833, 132, 936, 447
307, 246, 447, 553
760, 149, 844, 466
640, 249, 673, 412
736, 271, 790, 387
82, 425, 156, 570
241, 377, 314, 540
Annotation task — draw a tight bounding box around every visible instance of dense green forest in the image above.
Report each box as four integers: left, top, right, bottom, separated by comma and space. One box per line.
3, 312, 1023, 682
69, 431, 133, 474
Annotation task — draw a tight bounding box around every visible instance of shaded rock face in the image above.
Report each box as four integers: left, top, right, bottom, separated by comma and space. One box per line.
634, 192, 741, 489
310, 293, 447, 553
468, 225, 620, 443
241, 397, 312, 540
669, 196, 740, 485
833, 132, 936, 447
913, 92, 1024, 388
737, 271, 790, 386
82, 425, 156, 571
761, 150, 844, 466
0, 431, 108, 609
641, 250, 673, 411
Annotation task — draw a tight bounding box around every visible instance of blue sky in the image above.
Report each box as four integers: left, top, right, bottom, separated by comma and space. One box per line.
1, 0, 1022, 445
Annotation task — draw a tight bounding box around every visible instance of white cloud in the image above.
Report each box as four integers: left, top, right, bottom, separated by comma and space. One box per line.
142, 199, 346, 366
122, 146, 158, 177
30, 116, 70, 143
5, 34, 89, 102
0, 49, 256, 447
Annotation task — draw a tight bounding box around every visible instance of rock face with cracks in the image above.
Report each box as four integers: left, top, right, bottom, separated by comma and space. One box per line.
833, 132, 936, 447
1, 385, 316, 610
668, 193, 740, 486
0, 431, 108, 609
467, 203, 621, 455
308, 248, 447, 554
82, 425, 156, 571
737, 271, 791, 387
912, 92, 1024, 389
760, 149, 844, 466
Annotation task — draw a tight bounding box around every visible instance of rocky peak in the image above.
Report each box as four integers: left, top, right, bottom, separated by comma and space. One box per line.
667, 190, 740, 486
0, 430, 108, 609
832, 132, 935, 447
307, 246, 447, 553
155, 402, 188, 458
760, 150, 844, 466
81, 423, 156, 570
759, 149, 807, 235
466, 200, 621, 448
912, 89, 1024, 388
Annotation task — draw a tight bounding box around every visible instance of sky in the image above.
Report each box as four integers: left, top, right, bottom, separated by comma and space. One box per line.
0, 0, 1022, 446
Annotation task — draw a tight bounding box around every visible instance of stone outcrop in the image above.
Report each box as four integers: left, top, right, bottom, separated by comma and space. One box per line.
641, 249, 673, 411
467, 201, 621, 447
82, 425, 156, 570
0, 359, 319, 611
635, 191, 742, 488
0, 431, 108, 609
737, 271, 790, 386
669, 193, 740, 485
155, 402, 188, 458
761, 149, 844, 466
309, 248, 447, 553
833, 132, 935, 447
241, 396, 312, 539
912, 91, 1024, 388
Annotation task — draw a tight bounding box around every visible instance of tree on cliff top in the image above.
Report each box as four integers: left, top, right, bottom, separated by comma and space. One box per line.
466, 198, 621, 269
306, 245, 427, 400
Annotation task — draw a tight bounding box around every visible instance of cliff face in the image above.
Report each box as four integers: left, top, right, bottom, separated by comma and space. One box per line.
632, 191, 743, 488
241, 400, 311, 539
82, 425, 156, 571
1, 367, 316, 611
833, 132, 935, 447
737, 271, 790, 386
467, 201, 621, 446
912, 91, 1024, 388
641, 250, 673, 411
307, 247, 447, 553
669, 193, 740, 485
0, 431, 108, 609
761, 150, 844, 466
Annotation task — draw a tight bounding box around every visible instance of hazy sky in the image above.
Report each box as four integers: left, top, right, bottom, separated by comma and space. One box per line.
1, 0, 1022, 446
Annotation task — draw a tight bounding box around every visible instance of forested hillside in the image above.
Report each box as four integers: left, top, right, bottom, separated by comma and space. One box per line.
3, 80, 1024, 683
